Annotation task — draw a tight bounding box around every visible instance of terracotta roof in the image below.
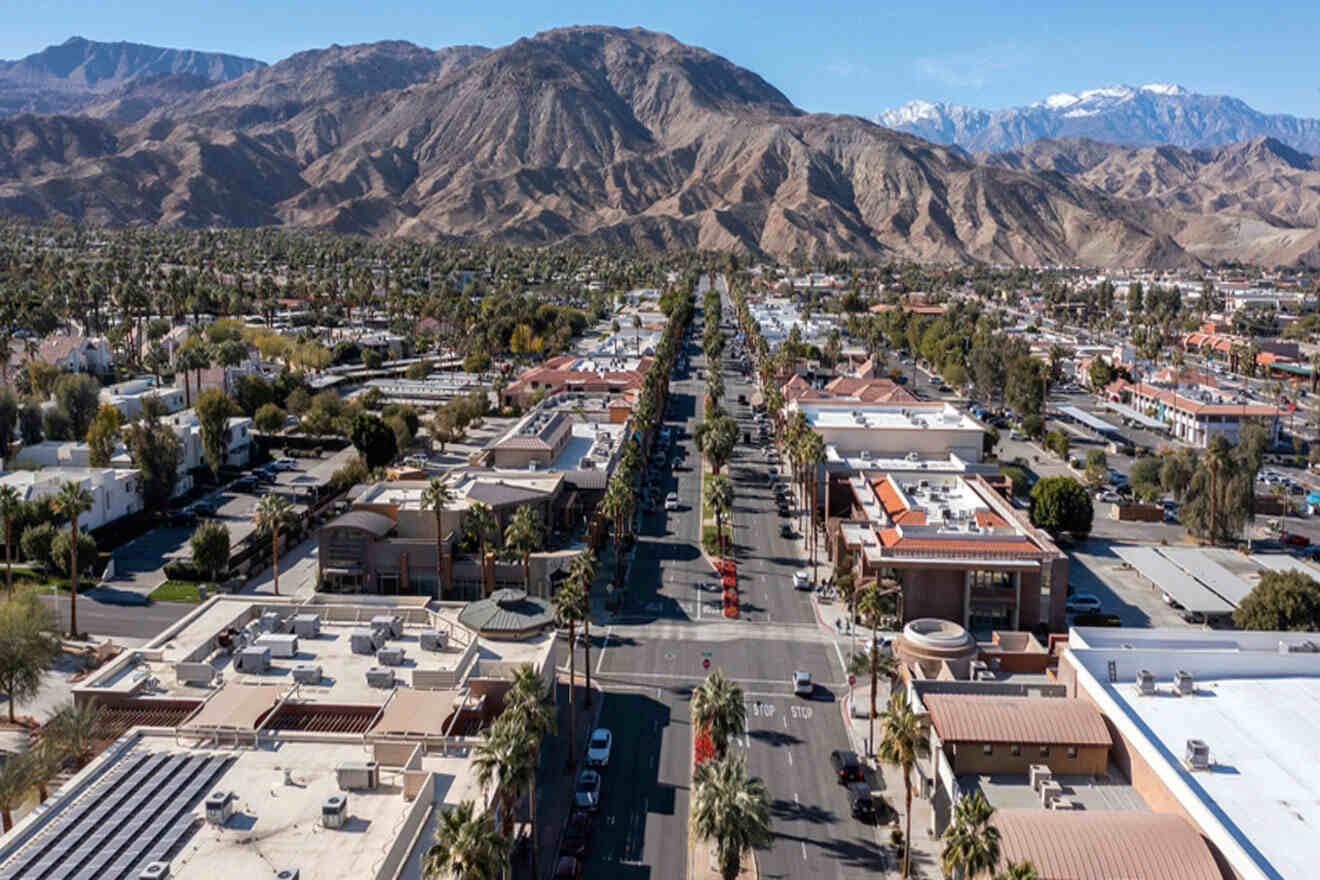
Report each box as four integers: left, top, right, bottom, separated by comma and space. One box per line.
872, 476, 906, 518
974, 511, 1010, 528
924, 694, 1111, 746
993, 810, 1223, 880
885, 536, 1042, 554
894, 510, 927, 526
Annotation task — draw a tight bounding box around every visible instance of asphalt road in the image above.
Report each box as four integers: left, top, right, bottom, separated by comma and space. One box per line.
41, 594, 194, 640
581, 278, 888, 879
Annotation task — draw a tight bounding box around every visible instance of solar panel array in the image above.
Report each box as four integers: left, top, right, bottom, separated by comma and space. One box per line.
0, 751, 233, 880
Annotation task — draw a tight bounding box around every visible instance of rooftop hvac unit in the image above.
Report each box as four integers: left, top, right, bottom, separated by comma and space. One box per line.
371, 615, 404, 638
204, 791, 234, 825
236, 647, 271, 674
291, 664, 323, 685
321, 794, 348, 829
366, 667, 395, 689
259, 611, 284, 633
1136, 669, 1156, 696
291, 614, 321, 639
420, 631, 448, 652
255, 633, 299, 658
139, 862, 170, 879
274, 871, 300, 880
350, 629, 378, 655
1174, 670, 1195, 695
1185, 739, 1211, 770
337, 762, 379, 790
377, 647, 405, 667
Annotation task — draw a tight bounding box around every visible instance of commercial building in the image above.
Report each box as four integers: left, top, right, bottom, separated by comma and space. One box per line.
0, 466, 142, 531
499, 354, 651, 408
487, 396, 628, 490
1122, 381, 1280, 447
924, 693, 1112, 776
790, 400, 986, 463
0, 595, 555, 880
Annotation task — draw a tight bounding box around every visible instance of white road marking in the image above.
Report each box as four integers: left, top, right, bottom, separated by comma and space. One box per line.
802, 841, 808, 860
832, 639, 847, 677
787, 750, 793, 766
596, 626, 613, 674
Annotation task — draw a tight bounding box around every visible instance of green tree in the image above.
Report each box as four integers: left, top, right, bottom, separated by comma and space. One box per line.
1129, 456, 1163, 497
51, 530, 97, 577
349, 412, 398, 470
85, 404, 122, 468
462, 501, 499, 595
17, 401, 42, 447
695, 413, 738, 474
253, 403, 286, 433
551, 578, 588, 762
122, 412, 181, 511
20, 523, 57, 572
26, 360, 60, 399
471, 721, 534, 877
421, 478, 454, 598
689, 753, 773, 880
52, 481, 92, 637
941, 790, 1001, 880
566, 549, 598, 704
43, 700, 106, 770
1233, 569, 1320, 631
995, 859, 1040, 880
857, 582, 898, 755
195, 388, 233, 476
502, 663, 555, 878
254, 493, 294, 596
421, 800, 507, 880
691, 669, 746, 759
877, 689, 928, 880
1043, 429, 1070, 460
1020, 414, 1045, 440
0, 749, 34, 831
53, 373, 100, 439
705, 473, 734, 555
190, 519, 231, 582
1029, 476, 1093, 540
0, 588, 60, 722
503, 505, 544, 595
0, 486, 19, 593
0, 390, 17, 461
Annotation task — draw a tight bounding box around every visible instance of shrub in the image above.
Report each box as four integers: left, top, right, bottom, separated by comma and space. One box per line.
163, 560, 206, 582
20, 523, 58, 570
51, 530, 99, 577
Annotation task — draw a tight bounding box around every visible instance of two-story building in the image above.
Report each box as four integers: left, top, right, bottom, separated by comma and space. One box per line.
0, 466, 142, 532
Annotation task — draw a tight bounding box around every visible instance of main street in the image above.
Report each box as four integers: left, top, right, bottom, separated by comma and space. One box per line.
582, 277, 889, 879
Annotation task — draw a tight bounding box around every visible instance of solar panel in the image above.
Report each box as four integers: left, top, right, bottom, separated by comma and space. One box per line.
83, 757, 208, 875
111, 756, 234, 880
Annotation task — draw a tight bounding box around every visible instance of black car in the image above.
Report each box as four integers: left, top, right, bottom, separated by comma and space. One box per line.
779, 523, 794, 539
830, 749, 864, 783
562, 810, 592, 858
846, 782, 876, 821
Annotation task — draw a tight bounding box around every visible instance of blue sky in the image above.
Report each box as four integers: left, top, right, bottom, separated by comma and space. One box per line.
5, 0, 1319, 117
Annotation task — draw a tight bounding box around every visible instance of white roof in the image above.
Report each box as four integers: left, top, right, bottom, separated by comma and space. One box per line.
1112, 545, 1235, 615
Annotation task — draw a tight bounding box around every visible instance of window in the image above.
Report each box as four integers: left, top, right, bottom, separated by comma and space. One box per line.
1010, 744, 1021, 757
1039, 746, 1050, 758
983, 744, 993, 756
1067, 746, 1078, 759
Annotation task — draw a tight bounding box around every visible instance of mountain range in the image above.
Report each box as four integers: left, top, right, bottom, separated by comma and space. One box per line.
1, 30, 1319, 268
878, 84, 1320, 154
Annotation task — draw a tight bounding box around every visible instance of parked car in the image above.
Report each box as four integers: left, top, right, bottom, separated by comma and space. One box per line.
829, 750, 864, 783
574, 769, 602, 811
1065, 593, 1103, 614
665, 493, 680, 511
561, 811, 592, 858
793, 570, 810, 590
1283, 533, 1310, 547
793, 670, 813, 697
585, 729, 613, 767
779, 523, 794, 539
847, 782, 876, 821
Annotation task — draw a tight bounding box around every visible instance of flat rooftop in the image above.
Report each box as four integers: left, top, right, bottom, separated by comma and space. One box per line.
550, 422, 624, 472
801, 402, 979, 431
1068, 628, 1320, 880
959, 768, 1147, 813
0, 737, 481, 880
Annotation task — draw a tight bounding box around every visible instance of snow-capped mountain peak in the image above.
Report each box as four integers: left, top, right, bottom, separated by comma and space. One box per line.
880, 99, 948, 126
1043, 92, 1079, 109
1141, 82, 1187, 96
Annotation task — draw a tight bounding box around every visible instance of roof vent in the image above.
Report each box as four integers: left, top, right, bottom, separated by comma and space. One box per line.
1185, 739, 1211, 771
274, 871, 300, 880
1174, 670, 1195, 695
204, 791, 234, 825
322, 794, 348, 829
1136, 669, 1156, 696
139, 863, 171, 880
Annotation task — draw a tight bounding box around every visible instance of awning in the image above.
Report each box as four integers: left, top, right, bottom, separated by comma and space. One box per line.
371, 688, 460, 737
186, 683, 284, 730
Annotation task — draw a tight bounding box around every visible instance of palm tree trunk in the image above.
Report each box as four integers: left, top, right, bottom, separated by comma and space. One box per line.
523, 553, 530, 595
869, 630, 878, 754
69, 516, 79, 637
272, 530, 280, 596
583, 617, 592, 708
902, 770, 914, 879
529, 778, 540, 880
5, 520, 11, 593
1208, 465, 1218, 546
435, 515, 444, 600
2, 809, 11, 833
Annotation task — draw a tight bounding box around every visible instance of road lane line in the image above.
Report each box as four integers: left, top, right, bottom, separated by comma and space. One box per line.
802, 841, 808, 860
596, 626, 613, 674
832, 639, 847, 677
787, 750, 792, 766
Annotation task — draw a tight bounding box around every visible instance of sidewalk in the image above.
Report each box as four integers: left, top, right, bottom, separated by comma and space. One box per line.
243, 533, 320, 597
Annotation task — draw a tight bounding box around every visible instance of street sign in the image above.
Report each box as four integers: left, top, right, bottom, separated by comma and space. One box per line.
702, 658, 711, 669
848, 674, 856, 686
700, 650, 713, 658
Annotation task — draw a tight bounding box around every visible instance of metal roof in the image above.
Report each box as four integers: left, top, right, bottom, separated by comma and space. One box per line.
993, 810, 1224, 880
1050, 404, 1123, 437
1158, 546, 1253, 606
322, 509, 396, 537
923, 694, 1111, 746
457, 588, 554, 636
1113, 545, 1236, 615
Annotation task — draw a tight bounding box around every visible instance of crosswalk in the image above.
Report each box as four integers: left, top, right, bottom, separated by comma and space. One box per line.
606, 617, 842, 645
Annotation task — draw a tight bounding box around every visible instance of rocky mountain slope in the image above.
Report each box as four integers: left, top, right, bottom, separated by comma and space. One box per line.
0, 28, 1317, 267
879, 84, 1320, 154
0, 36, 265, 116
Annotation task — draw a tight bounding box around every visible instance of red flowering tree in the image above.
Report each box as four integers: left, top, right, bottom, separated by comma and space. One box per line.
693, 723, 716, 767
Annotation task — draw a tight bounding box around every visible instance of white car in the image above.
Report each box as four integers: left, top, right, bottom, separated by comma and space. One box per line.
574, 769, 602, 811
665, 493, 680, 511
586, 728, 613, 767
793, 671, 813, 697
272, 457, 298, 471
792, 570, 810, 590
1066, 593, 1103, 614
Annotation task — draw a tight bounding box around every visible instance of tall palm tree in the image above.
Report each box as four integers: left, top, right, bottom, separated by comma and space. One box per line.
800, 430, 826, 578
994, 860, 1040, 880
472, 722, 536, 879
421, 478, 454, 598
0, 485, 20, 593
463, 501, 499, 597
691, 669, 746, 759
52, 481, 93, 637
690, 753, 773, 880
504, 664, 554, 880
254, 493, 294, 596
550, 579, 588, 761
856, 583, 897, 753
503, 505, 544, 596
566, 549, 598, 706
941, 790, 1001, 880
1203, 436, 1230, 545
43, 700, 105, 770
422, 800, 508, 880
877, 689, 929, 880
705, 473, 734, 556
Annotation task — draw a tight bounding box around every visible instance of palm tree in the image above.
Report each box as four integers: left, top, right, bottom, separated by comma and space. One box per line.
877, 689, 929, 880
1203, 436, 1231, 545
799, 430, 826, 579
52, 481, 93, 637
422, 800, 508, 880
0, 750, 33, 832
503, 505, 544, 596
43, 700, 105, 770
0, 485, 19, 593
472, 722, 536, 879
421, 478, 454, 599
856, 583, 896, 753
254, 493, 294, 596
691, 669, 746, 759
705, 473, 734, 556
994, 859, 1040, 880
689, 753, 773, 880
504, 664, 554, 880
550, 579, 588, 761
941, 790, 1001, 880
566, 549, 598, 706
463, 501, 499, 597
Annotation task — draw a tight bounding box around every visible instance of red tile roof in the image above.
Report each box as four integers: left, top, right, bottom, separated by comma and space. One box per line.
974, 511, 1009, 529
992, 811, 1222, 880
924, 694, 1111, 746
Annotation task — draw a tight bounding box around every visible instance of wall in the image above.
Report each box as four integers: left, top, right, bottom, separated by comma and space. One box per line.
898, 567, 966, 621
947, 741, 1109, 777
1113, 503, 1164, 522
